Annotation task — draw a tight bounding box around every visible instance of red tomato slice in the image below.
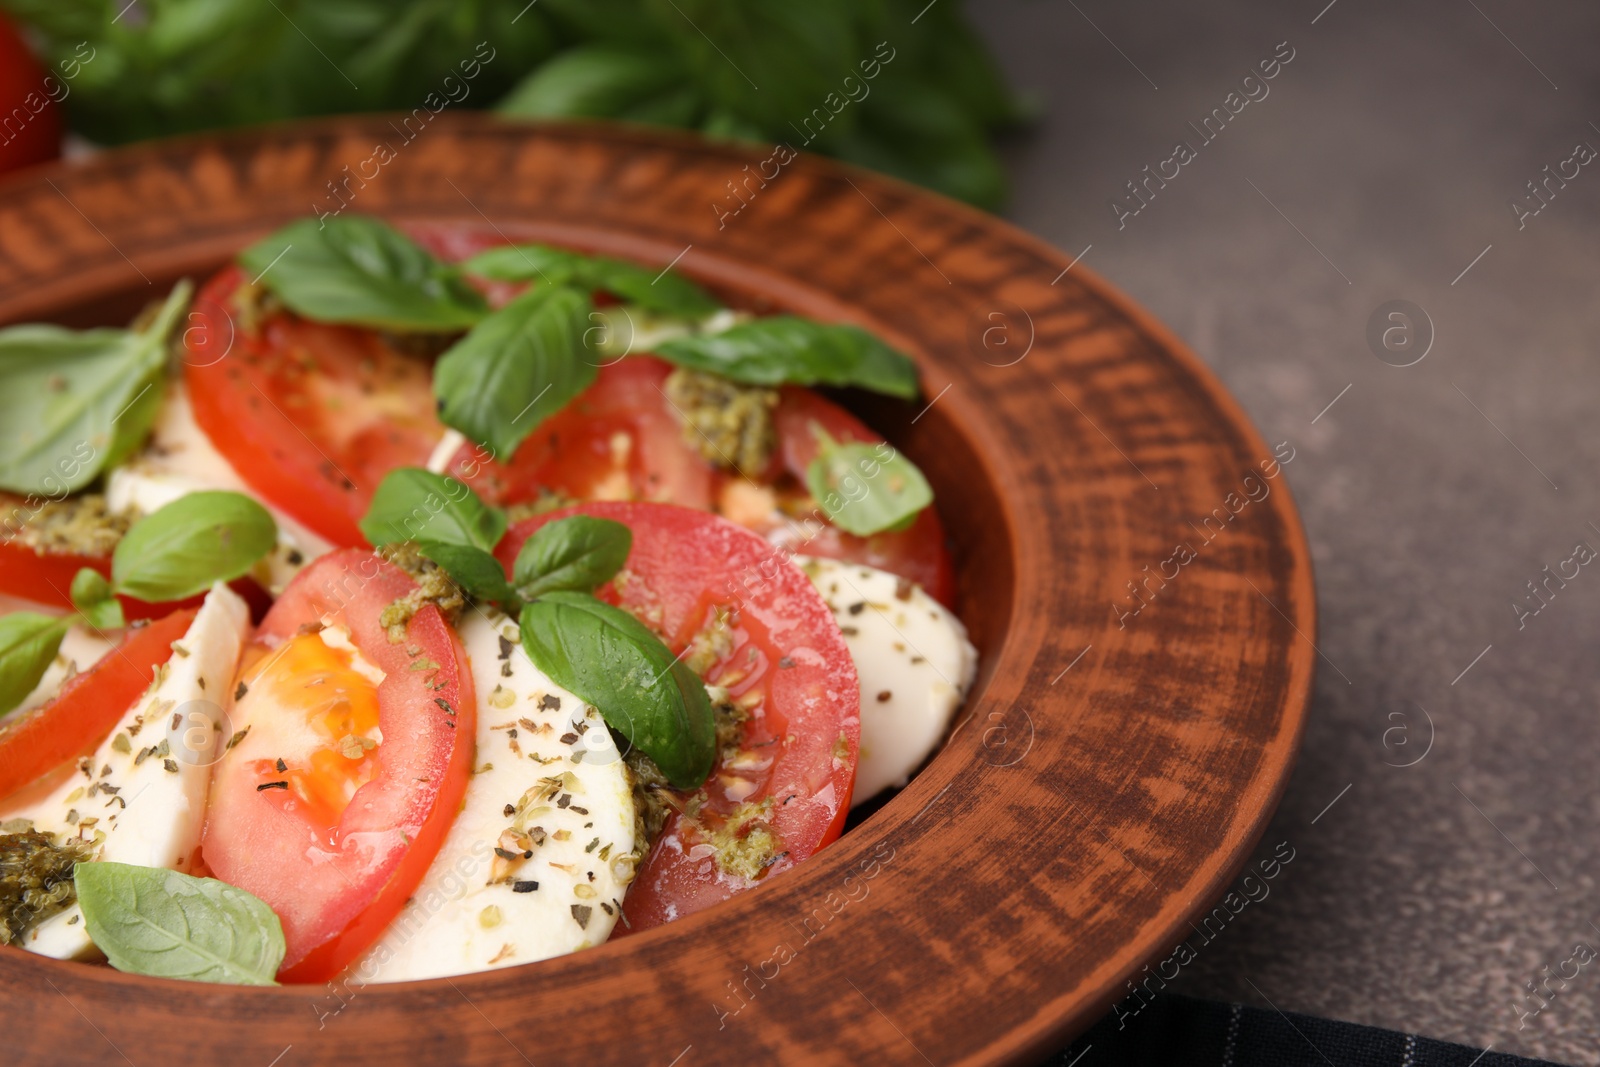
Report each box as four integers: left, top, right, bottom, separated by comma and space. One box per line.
447, 356, 715, 511
184, 267, 447, 548
0, 17, 61, 175
496, 502, 859, 933
202, 549, 475, 982
0, 609, 196, 803
763, 387, 955, 605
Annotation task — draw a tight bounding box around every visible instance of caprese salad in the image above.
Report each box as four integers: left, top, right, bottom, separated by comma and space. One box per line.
0, 215, 976, 986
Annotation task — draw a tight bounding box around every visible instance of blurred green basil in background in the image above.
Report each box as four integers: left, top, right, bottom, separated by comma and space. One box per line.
1, 0, 1029, 209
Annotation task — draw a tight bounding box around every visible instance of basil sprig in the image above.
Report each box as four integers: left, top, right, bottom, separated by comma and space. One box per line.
462, 243, 722, 319
244, 214, 922, 464
360, 468, 514, 603
358, 475, 716, 788
805, 428, 933, 537
0, 280, 190, 496
433, 286, 597, 459
239, 216, 487, 331
75, 862, 285, 986
0, 492, 278, 717
655, 316, 920, 399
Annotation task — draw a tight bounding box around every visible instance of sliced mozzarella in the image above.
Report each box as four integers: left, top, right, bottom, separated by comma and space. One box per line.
105, 381, 334, 592
796, 556, 977, 806
354, 608, 637, 983
590, 305, 748, 359
1, 583, 251, 959
425, 429, 468, 475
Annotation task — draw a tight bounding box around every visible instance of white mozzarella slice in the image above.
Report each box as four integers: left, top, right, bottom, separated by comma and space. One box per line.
105, 381, 334, 592
354, 608, 637, 983
796, 556, 977, 806
2, 582, 251, 959
590, 305, 748, 359
425, 429, 468, 475
14, 624, 116, 716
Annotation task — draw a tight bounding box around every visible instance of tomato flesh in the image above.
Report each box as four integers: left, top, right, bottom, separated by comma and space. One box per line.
0, 609, 195, 803
496, 502, 859, 932
184, 267, 447, 548
448, 356, 714, 511
202, 549, 475, 981
757, 387, 955, 604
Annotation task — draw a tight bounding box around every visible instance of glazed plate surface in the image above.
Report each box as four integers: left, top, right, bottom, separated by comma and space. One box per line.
0, 115, 1313, 1066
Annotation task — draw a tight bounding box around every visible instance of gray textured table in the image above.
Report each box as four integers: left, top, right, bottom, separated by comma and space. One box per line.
972, 1, 1600, 1062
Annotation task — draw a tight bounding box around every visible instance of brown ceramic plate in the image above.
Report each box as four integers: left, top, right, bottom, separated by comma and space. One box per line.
0, 115, 1313, 1065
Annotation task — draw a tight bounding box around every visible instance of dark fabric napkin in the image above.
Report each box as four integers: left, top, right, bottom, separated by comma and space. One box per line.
1050, 992, 1562, 1066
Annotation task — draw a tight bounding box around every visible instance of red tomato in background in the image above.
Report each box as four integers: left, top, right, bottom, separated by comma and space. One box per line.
497, 502, 860, 934
0, 608, 195, 803
185, 267, 447, 548
0, 16, 62, 174
202, 550, 475, 982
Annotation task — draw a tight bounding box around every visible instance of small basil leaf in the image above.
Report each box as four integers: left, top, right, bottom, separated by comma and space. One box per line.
74, 862, 285, 986
111, 492, 278, 603
238, 215, 487, 332
519, 591, 714, 789
655, 316, 919, 399
360, 468, 508, 553
0, 613, 71, 716
806, 434, 934, 537
81, 598, 126, 633
69, 567, 124, 630
0, 280, 189, 496
462, 243, 720, 319
413, 540, 517, 604
513, 516, 631, 599
69, 568, 113, 615
434, 286, 596, 457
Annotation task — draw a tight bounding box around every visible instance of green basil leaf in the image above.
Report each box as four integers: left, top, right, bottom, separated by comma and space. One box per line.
69, 568, 113, 615
413, 540, 517, 604
74, 861, 285, 986
655, 316, 919, 399
583, 255, 721, 319
360, 468, 508, 553
238, 215, 487, 332
460, 244, 587, 286
512, 516, 631, 599
805, 432, 933, 537
69, 568, 124, 631
495, 44, 684, 119
0, 280, 189, 496
434, 286, 596, 457
519, 591, 714, 789
462, 243, 720, 319
0, 613, 71, 716
111, 492, 278, 603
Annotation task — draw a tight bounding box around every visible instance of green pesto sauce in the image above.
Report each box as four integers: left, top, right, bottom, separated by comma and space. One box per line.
377, 542, 466, 642
5, 494, 133, 558
662, 368, 778, 476
0, 831, 91, 945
